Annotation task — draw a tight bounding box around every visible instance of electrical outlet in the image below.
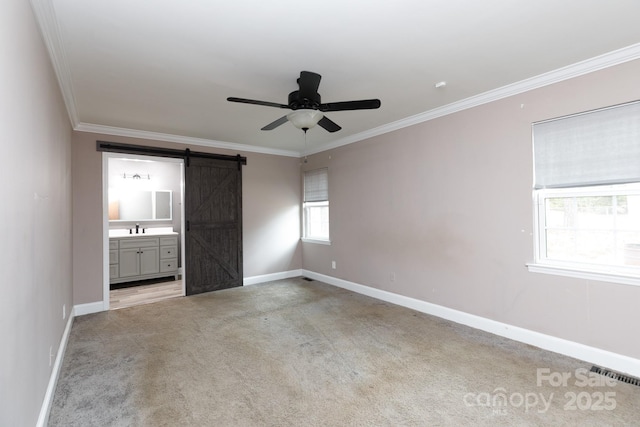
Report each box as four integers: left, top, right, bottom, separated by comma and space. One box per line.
390, 272, 396, 282
63, 304, 66, 320
331, 261, 336, 269
49, 346, 54, 367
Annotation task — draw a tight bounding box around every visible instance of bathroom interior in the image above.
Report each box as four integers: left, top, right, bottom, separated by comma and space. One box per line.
107, 155, 184, 309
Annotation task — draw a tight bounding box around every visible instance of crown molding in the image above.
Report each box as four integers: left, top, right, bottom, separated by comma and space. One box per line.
304, 42, 640, 156
30, 0, 79, 128
30, 1, 639, 159
74, 123, 301, 158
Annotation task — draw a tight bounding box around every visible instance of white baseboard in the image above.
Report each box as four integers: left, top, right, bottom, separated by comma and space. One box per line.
76, 270, 304, 314
74, 301, 104, 316
302, 270, 640, 379
36, 308, 74, 427
243, 269, 303, 286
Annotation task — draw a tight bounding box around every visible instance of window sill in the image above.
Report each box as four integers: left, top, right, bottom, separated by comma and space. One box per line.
526, 263, 640, 287
301, 238, 331, 245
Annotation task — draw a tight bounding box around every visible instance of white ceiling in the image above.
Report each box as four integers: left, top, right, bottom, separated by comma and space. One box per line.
34, 0, 640, 156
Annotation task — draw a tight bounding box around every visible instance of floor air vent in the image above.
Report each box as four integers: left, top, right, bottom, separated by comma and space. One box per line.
590, 365, 640, 387
302, 277, 314, 281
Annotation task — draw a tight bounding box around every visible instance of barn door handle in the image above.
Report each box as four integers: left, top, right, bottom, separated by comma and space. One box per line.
186, 220, 190, 232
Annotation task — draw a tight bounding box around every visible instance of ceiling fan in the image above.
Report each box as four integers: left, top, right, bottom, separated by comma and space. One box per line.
227, 71, 381, 133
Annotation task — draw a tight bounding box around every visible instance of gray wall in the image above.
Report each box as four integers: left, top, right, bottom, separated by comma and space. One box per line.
302, 58, 640, 361
0, 1, 73, 425
72, 132, 302, 304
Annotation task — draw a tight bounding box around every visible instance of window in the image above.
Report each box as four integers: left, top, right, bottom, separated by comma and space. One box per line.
531, 100, 640, 283
536, 185, 640, 271
303, 168, 329, 243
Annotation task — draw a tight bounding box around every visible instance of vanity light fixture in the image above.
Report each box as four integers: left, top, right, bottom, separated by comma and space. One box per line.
122, 173, 151, 180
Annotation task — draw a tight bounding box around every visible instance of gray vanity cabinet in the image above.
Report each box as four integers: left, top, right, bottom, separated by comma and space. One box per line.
110, 234, 178, 284
119, 240, 160, 278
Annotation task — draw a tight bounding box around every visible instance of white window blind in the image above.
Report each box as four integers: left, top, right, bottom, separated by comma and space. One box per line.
304, 168, 328, 202
533, 100, 640, 189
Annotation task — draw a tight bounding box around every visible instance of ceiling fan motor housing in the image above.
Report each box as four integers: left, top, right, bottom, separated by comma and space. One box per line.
288, 90, 321, 110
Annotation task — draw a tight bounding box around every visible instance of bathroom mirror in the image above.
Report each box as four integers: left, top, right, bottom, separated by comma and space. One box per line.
109, 190, 172, 222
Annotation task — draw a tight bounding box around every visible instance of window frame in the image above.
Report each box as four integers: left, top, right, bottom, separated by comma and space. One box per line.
302, 201, 330, 244
302, 168, 330, 244
530, 183, 640, 286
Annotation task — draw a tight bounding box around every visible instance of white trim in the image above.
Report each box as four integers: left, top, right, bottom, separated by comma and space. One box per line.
527, 263, 640, 288
80, 269, 302, 308
243, 269, 303, 286
304, 43, 640, 156
36, 308, 74, 427
29, 0, 640, 160
102, 153, 110, 311
302, 270, 640, 378
76, 122, 300, 158
74, 301, 105, 316
29, 0, 79, 127
531, 184, 640, 287
301, 238, 331, 245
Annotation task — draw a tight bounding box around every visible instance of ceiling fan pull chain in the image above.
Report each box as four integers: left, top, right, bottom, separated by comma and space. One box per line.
304, 131, 308, 163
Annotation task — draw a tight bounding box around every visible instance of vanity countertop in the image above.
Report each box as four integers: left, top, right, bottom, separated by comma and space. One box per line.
109, 227, 178, 238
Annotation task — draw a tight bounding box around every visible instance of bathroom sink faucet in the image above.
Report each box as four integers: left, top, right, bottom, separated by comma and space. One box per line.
135, 223, 140, 234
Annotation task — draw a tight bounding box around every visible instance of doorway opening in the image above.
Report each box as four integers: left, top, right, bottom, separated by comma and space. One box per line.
102, 152, 186, 310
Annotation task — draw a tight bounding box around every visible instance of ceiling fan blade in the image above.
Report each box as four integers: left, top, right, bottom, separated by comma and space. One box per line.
297, 71, 322, 100
317, 116, 342, 133
227, 97, 289, 109
261, 115, 289, 131
319, 99, 381, 112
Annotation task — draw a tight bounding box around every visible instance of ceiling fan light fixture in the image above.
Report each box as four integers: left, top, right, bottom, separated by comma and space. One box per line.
287, 109, 324, 130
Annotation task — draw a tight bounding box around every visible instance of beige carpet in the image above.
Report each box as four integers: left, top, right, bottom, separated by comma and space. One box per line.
49, 278, 639, 426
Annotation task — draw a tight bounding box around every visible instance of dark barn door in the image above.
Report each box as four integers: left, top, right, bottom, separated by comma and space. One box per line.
185, 156, 243, 295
